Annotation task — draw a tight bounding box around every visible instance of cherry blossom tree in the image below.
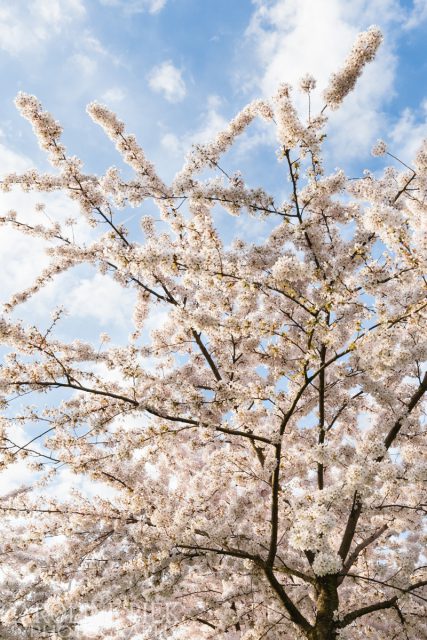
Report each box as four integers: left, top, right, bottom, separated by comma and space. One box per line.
0, 26, 426, 640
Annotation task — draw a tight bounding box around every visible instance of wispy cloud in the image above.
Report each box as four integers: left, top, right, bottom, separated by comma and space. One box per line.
101, 87, 127, 103
389, 100, 427, 163
0, 0, 85, 55
148, 61, 187, 103
67, 272, 135, 328
71, 52, 98, 76
404, 0, 427, 29
161, 94, 227, 159
98, 0, 167, 14
242, 0, 403, 163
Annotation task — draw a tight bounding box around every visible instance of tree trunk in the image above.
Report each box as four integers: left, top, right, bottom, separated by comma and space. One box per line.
307, 575, 339, 640
308, 630, 338, 640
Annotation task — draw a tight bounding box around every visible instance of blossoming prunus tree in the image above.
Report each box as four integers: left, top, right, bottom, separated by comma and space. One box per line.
0, 26, 426, 640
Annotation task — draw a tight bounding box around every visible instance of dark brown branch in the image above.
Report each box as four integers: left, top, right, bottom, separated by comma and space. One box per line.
0, 506, 137, 522
377, 371, 427, 460
146, 407, 273, 444
337, 595, 398, 628
274, 556, 315, 584
10, 380, 272, 444
215, 426, 272, 445
374, 503, 427, 514
267, 443, 282, 566
195, 618, 216, 629
317, 344, 326, 490
285, 148, 322, 272
392, 169, 416, 204
176, 543, 259, 563
192, 330, 222, 381
180, 467, 312, 631
326, 390, 364, 431
12, 380, 139, 406
337, 578, 427, 627
336, 373, 427, 569
263, 566, 312, 633
345, 574, 427, 602
338, 492, 362, 561
338, 524, 388, 584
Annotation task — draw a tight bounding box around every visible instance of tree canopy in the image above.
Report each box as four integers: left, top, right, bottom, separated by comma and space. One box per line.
1, 26, 426, 640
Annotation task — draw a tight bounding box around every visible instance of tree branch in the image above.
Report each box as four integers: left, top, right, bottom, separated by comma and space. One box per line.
263, 565, 312, 633
317, 344, 326, 490
337, 578, 427, 627
267, 443, 282, 566
192, 330, 222, 381
377, 371, 427, 460
338, 524, 388, 584
338, 492, 362, 561
337, 596, 398, 627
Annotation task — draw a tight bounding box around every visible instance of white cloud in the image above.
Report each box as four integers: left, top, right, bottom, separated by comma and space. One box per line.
0, 140, 98, 325
101, 87, 126, 103
43, 466, 119, 501
0, 461, 37, 498
65, 34, 122, 87
161, 132, 182, 155
389, 100, 427, 163
161, 94, 227, 157
0, 0, 85, 55
99, 0, 166, 14
0, 144, 51, 305
148, 61, 187, 103
186, 95, 228, 143
243, 0, 402, 163
0, 140, 133, 337
0, 139, 33, 173
80, 33, 109, 56
404, 0, 427, 29
71, 52, 98, 76
67, 272, 135, 328
0, 213, 93, 321
79, 31, 122, 67
32, 0, 85, 27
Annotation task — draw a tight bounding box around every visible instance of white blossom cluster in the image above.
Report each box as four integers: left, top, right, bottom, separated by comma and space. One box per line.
312, 551, 343, 577
323, 26, 383, 109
